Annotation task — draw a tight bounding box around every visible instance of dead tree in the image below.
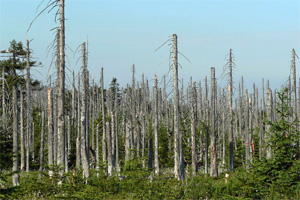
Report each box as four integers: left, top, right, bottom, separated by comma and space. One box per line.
266, 88, 273, 159
39, 110, 45, 178
292, 49, 297, 121
203, 76, 208, 174
114, 85, 120, 172
20, 90, 25, 171
172, 34, 183, 180
101, 68, 107, 170
76, 73, 81, 168
26, 37, 32, 172
245, 89, 250, 169
107, 121, 113, 176
12, 86, 20, 186
228, 49, 234, 171
57, 0, 66, 172
48, 83, 54, 175
2, 66, 5, 128
210, 67, 218, 177
154, 74, 159, 174
80, 42, 90, 179
96, 124, 100, 171
191, 80, 197, 176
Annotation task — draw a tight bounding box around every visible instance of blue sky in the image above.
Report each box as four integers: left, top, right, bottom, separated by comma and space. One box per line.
0, 0, 300, 93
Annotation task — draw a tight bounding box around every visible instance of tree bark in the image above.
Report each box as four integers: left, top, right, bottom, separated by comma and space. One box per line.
12, 86, 20, 186
2, 66, 6, 128
154, 75, 159, 174
39, 110, 45, 178
172, 34, 182, 180
245, 89, 250, 169
48, 84, 54, 176
101, 68, 107, 172
107, 122, 113, 176
292, 49, 297, 121
57, 0, 66, 172
266, 88, 273, 159
81, 42, 90, 179
210, 67, 218, 177
191, 80, 197, 176
228, 49, 234, 171
26, 37, 31, 172
76, 73, 81, 168
20, 90, 25, 171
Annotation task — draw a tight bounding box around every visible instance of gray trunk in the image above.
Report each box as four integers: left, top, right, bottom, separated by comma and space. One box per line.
228, 49, 234, 171
2, 67, 6, 128
292, 49, 297, 121
76, 73, 81, 168
26, 37, 31, 172
48, 84, 54, 175
191, 80, 197, 176
154, 75, 159, 174
204, 76, 209, 174
57, 0, 66, 171
266, 88, 273, 159
96, 124, 100, 170
80, 42, 90, 179
245, 89, 250, 169
107, 122, 113, 176
20, 90, 25, 171
210, 67, 218, 177
12, 86, 20, 186
114, 87, 120, 172
101, 68, 107, 171
125, 121, 131, 162
172, 34, 182, 180
39, 110, 45, 178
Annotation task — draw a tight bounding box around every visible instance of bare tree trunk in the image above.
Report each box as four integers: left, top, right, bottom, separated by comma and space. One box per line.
266, 88, 273, 159
114, 86, 120, 173
154, 75, 159, 174
172, 34, 182, 180
228, 49, 234, 171
39, 110, 45, 178
65, 116, 69, 173
259, 99, 263, 160
20, 90, 25, 171
32, 122, 35, 161
71, 71, 76, 166
91, 78, 95, 151
101, 68, 107, 171
292, 49, 297, 121
12, 86, 20, 186
26, 37, 31, 172
245, 89, 250, 169
2, 67, 6, 128
191, 80, 197, 176
57, 0, 66, 173
210, 67, 218, 177
96, 124, 100, 171
204, 76, 209, 174
125, 121, 131, 163
111, 109, 115, 168
76, 73, 81, 168
131, 65, 137, 153
107, 122, 113, 176
81, 42, 90, 179
48, 84, 54, 176
85, 72, 90, 165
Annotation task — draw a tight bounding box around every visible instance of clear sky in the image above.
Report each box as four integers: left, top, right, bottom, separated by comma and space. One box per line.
0, 0, 300, 93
